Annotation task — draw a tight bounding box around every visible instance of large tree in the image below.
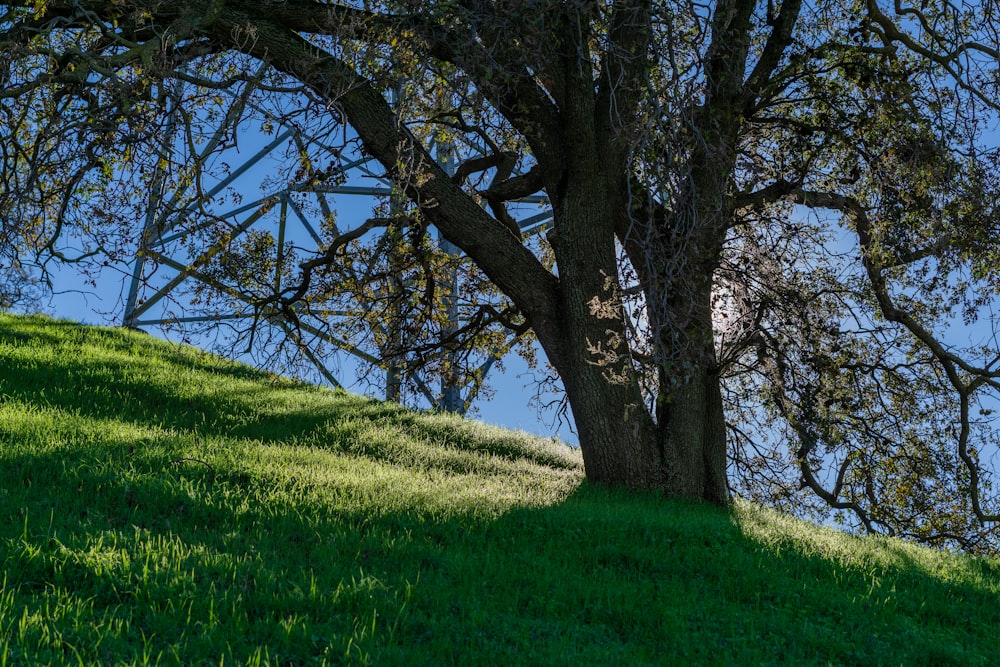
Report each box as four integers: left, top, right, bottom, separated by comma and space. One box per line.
4, 1, 1000, 549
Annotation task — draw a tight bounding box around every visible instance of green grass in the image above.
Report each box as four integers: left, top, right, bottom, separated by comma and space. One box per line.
0, 312, 998, 665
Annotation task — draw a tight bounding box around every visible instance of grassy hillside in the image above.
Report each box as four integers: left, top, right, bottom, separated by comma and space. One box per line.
0, 313, 998, 665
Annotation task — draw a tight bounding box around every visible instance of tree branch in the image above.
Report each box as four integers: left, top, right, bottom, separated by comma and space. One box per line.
741, 0, 803, 109
786, 187, 1000, 524
595, 0, 652, 165
479, 164, 543, 202
865, 0, 1000, 113
209, 8, 564, 352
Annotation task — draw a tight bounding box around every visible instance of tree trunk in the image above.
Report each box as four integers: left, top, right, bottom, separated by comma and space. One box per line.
657, 336, 730, 505
559, 343, 666, 489
537, 147, 728, 503
547, 279, 729, 505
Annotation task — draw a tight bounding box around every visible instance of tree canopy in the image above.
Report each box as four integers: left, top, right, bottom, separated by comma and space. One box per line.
3, 0, 1000, 552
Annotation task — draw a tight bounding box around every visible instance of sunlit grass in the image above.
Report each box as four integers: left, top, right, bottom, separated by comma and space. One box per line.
0, 312, 998, 665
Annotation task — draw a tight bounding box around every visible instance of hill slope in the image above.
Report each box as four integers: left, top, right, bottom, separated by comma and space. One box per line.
0, 313, 998, 665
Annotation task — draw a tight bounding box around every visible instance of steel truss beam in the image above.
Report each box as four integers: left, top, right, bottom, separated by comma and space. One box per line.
123, 81, 551, 414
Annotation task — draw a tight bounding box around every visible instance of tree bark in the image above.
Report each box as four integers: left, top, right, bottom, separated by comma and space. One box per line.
547, 251, 728, 504
534, 104, 728, 501
656, 292, 730, 505
544, 272, 728, 504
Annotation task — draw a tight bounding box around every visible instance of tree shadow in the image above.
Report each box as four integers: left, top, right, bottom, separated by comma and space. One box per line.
464, 487, 1000, 665
2, 315, 998, 664
4, 440, 999, 665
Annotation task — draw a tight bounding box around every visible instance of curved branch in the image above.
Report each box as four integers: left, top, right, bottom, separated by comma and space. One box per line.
479, 165, 543, 202
865, 0, 1000, 113
274, 0, 563, 163
208, 9, 565, 354
786, 187, 1000, 524
741, 0, 803, 110
758, 328, 883, 534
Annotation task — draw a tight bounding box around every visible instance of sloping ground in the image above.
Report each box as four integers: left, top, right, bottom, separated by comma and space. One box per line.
0, 313, 998, 666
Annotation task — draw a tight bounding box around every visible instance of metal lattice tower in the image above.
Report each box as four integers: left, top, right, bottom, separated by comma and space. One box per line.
122, 82, 552, 414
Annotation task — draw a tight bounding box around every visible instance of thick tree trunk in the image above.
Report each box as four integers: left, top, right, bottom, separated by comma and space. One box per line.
559, 347, 666, 489
548, 282, 729, 505
556, 358, 728, 505
539, 152, 728, 504
657, 339, 730, 505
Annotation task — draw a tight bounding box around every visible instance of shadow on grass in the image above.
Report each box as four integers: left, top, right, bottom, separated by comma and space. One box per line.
474, 487, 1000, 666
3, 440, 999, 665
2, 315, 999, 665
